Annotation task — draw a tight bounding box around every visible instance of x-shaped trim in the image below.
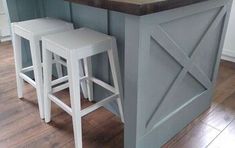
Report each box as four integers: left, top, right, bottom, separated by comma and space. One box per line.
146, 6, 227, 129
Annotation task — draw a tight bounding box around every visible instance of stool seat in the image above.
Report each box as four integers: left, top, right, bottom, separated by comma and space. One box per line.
43, 28, 113, 59
43, 28, 111, 50
13, 17, 72, 37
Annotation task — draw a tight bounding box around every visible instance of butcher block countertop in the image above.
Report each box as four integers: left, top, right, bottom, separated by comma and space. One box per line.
66, 0, 209, 15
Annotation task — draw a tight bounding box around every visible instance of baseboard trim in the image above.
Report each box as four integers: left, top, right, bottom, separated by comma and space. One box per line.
221, 49, 235, 63
0, 36, 11, 42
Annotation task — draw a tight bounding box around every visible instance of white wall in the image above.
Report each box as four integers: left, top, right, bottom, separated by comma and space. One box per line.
0, 0, 10, 42
222, 0, 235, 62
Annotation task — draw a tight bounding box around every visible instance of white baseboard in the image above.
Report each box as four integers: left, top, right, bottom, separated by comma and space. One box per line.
0, 36, 11, 42
221, 48, 235, 63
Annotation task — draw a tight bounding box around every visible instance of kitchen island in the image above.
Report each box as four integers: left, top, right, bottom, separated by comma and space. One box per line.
5, 0, 233, 147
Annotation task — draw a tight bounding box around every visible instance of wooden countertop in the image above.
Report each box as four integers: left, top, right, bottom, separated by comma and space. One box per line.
65, 0, 209, 15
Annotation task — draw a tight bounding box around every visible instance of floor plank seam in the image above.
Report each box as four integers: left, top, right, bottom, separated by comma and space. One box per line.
205, 118, 235, 148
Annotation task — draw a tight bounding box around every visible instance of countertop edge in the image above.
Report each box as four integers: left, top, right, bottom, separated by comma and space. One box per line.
65, 0, 211, 15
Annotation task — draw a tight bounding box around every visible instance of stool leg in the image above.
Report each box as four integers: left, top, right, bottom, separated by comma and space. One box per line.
30, 38, 44, 119
12, 31, 24, 98
43, 44, 53, 123
54, 54, 63, 78
79, 60, 88, 99
68, 57, 83, 148
84, 57, 93, 101
108, 38, 125, 123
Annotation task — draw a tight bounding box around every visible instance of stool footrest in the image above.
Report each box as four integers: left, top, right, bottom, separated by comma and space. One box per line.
21, 66, 34, 73
52, 82, 69, 93
81, 94, 119, 117
19, 72, 36, 87
52, 75, 88, 86
52, 76, 69, 86
51, 76, 115, 94
21, 59, 65, 74
48, 94, 72, 115
51, 76, 88, 93
90, 77, 116, 93
48, 93, 119, 117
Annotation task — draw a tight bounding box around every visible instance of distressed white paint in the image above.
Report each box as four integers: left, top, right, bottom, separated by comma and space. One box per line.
42, 28, 124, 148
11, 18, 74, 119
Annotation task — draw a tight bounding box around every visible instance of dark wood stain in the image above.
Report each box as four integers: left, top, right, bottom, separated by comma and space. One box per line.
1, 41, 235, 147
65, 0, 210, 15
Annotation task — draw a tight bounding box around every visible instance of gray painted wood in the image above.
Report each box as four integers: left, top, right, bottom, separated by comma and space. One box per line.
43, 0, 71, 21
4, 0, 233, 147
124, 0, 233, 147
124, 15, 140, 148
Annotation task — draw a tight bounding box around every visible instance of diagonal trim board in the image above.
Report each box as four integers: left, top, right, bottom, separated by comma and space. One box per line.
145, 6, 227, 130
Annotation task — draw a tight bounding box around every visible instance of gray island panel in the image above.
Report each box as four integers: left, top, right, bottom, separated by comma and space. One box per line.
124, 0, 232, 147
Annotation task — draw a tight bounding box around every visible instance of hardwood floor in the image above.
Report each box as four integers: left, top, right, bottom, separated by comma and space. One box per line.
1, 41, 235, 148
0, 41, 123, 148
163, 59, 235, 147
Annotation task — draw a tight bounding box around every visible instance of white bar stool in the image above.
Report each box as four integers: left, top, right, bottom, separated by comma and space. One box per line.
42, 28, 124, 148
11, 17, 88, 119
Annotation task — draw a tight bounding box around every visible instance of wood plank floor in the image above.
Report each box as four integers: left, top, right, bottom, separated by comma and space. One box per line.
1, 41, 235, 148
